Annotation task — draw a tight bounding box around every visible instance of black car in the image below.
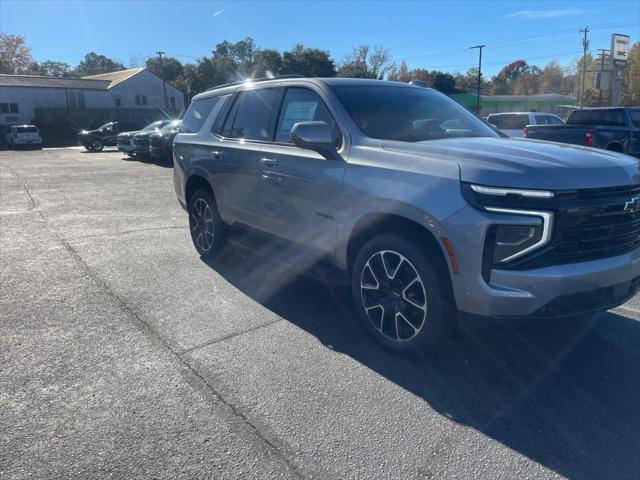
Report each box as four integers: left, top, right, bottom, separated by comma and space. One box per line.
78, 121, 144, 152
149, 120, 182, 161
117, 120, 171, 157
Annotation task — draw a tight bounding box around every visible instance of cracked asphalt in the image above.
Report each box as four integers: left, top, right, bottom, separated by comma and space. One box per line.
1, 147, 639, 479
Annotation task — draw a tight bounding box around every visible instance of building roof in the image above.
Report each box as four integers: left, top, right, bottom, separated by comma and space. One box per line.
82, 68, 145, 87
0, 68, 146, 90
0, 74, 111, 90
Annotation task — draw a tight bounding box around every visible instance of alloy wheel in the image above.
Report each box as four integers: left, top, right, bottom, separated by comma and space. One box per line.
190, 198, 215, 252
360, 250, 427, 342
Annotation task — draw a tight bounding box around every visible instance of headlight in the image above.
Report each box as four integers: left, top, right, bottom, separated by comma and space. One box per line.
485, 207, 553, 264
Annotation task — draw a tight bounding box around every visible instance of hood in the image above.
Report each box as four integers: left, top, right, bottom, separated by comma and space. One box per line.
134, 130, 156, 138
381, 137, 639, 190
118, 131, 139, 139
78, 129, 98, 137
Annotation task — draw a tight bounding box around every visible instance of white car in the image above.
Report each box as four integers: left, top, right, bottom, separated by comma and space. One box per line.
5, 125, 43, 149
486, 112, 564, 138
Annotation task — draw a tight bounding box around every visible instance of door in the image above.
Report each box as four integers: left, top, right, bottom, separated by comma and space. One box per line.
258, 87, 346, 255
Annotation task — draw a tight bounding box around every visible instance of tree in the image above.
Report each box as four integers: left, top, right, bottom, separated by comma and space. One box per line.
253, 49, 283, 77
33, 60, 72, 77
0, 32, 34, 74
337, 45, 392, 79
281, 44, 336, 77
74, 52, 125, 76
620, 41, 640, 106
146, 56, 184, 84
430, 71, 457, 94
388, 60, 410, 82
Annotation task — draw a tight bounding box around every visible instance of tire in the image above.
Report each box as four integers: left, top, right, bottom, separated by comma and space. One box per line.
90, 139, 104, 152
188, 188, 226, 260
351, 233, 455, 354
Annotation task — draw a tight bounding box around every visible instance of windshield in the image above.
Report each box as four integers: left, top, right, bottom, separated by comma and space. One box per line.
142, 120, 166, 131
331, 84, 497, 142
160, 120, 181, 132
16, 126, 38, 133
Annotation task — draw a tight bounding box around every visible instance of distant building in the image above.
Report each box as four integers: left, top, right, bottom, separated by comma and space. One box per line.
450, 92, 576, 116
0, 68, 185, 126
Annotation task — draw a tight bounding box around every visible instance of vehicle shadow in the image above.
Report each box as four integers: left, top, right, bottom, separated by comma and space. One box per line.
121, 154, 173, 169
204, 242, 640, 479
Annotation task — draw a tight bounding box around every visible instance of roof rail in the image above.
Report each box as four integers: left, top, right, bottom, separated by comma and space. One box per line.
206, 74, 305, 92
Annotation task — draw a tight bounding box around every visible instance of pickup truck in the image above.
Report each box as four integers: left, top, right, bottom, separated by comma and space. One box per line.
525, 107, 640, 157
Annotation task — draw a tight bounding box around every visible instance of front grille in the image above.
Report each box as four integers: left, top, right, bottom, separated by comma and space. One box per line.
511, 185, 640, 268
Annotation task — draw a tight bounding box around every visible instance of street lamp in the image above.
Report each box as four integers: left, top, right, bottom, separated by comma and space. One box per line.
470, 45, 485, 113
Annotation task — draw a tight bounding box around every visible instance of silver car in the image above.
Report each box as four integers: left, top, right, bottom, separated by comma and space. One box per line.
173, 77, 640, 353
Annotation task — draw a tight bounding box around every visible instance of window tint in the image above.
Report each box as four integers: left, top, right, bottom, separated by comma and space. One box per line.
630, 110, 640, 128
275, 88, 336, 143
500, 114, 529, 130
222, 88, 278, 141
16, 126, 38, 133
181, 95, 224, 134
569, 109, 625, 126
546, 115, 564, 125
332, 85, 496, 142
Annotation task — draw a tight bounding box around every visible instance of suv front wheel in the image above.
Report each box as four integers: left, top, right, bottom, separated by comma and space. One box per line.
352, 233, 454, 353
188, 189, 225, 260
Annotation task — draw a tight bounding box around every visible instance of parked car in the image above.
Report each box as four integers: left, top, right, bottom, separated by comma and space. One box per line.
486, 112, 564, 137
78, 121, 144, 152
117, 120, 171, 157
525, 107, 640, 156
5, 125, 42, 149
173, 77, 640, 353
149, 120, 182, 161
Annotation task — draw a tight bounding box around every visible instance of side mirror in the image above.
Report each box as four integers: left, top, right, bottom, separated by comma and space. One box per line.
290, 121, 339, 159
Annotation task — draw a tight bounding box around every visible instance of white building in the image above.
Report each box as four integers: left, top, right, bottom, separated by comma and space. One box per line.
0, 68, 185, 125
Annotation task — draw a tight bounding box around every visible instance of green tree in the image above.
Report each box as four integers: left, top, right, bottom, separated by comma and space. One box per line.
281, 44, 336, 77
75, 52, 125, 76
146, 56, 184, 84
0, 32, 34, 74
253, 49, 283, 77
620, 41, 640, 106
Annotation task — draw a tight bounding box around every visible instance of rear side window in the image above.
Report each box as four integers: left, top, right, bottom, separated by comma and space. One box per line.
493, 114, 529, 130
569, 109, 625, 126
181, 96, 224, 134
628, 110, 640, 128
275, 88, 336, 143
221, 88, 278, 141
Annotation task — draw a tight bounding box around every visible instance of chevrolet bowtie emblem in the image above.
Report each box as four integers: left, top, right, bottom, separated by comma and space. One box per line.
624, 195, 640, 213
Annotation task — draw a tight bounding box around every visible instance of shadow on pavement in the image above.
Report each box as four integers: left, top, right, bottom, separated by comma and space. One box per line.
204, 241, 640, 479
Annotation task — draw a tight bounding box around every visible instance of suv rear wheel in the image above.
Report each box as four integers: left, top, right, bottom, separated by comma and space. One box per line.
188, 189, 225, 260
352, 233, 454, 353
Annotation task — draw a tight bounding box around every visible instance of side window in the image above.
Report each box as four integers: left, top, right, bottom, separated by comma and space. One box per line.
222, 88, 278, 141
181, 95, 224, 134
534, 115, 550, 125
546, 116, 564, 125
487, 116, 502, 129
501, 114, 529, 130
275, 88, 336, 143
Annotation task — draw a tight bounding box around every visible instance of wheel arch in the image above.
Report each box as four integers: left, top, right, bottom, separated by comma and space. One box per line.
605, 141, 624, 153
185, 174, 215, 208
346, 212, 452, 277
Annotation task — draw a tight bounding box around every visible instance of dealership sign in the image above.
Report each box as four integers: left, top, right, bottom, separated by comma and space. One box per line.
610, 33, 631, 68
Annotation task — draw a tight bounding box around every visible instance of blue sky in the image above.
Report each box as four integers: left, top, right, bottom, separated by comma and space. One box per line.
1, 0, 638, 76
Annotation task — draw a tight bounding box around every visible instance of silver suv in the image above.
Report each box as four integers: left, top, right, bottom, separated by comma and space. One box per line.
173, 77, 640, 353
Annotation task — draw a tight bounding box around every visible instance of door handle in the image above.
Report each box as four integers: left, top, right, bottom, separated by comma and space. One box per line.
260, 157, 278, 167
211, 150, 225, 159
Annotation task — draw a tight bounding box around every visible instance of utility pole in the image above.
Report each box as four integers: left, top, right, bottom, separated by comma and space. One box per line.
596, 48, 608, 106
156, 50, 169, 110
470, 45, 485, 114
579, 27, 589, 108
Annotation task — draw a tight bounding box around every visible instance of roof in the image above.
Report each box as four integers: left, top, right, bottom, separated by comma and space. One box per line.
0, 67, 146, 90
82, 68, 145, 87
487, 112, 562, 116
0, 74, 111, 90
480, 93, 576, 102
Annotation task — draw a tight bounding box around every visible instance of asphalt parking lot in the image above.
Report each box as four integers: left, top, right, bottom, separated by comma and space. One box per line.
1, 146, 639, 479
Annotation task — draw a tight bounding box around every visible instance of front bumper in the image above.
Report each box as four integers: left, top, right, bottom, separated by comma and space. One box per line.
117, 141, 134, 153
441, 205, 640, 318
133, 143, 150, 154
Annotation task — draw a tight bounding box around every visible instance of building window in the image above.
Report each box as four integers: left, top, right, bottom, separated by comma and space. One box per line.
170, 96, 176, 109
2, 103, 19, 113
115, 96, 122, 107
135, 94, 148, 106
